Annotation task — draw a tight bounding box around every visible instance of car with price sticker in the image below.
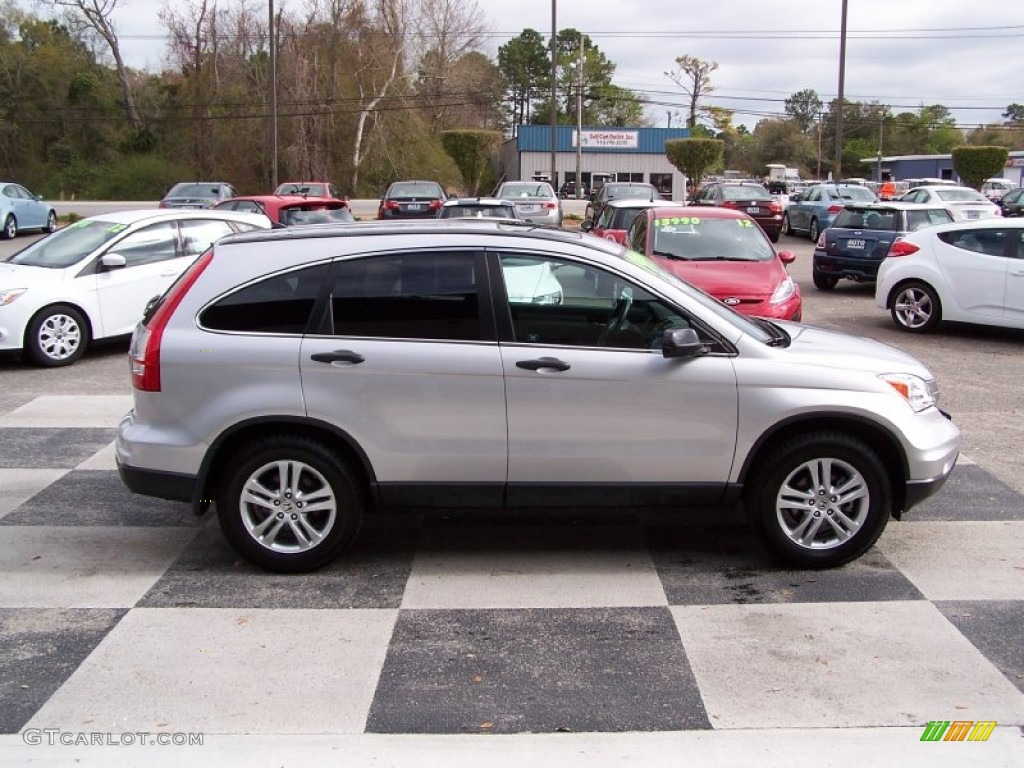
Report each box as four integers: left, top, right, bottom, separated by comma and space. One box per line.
0, 209, 271, 366
627, 206, 801, 321
580, 198, 678, 245
812, 202, 953, 290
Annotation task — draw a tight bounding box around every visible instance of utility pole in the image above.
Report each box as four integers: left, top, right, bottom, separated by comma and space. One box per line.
816, 112, 823, 180
549, 0, 557, 187
876, 114, 884, 182
269, 0, 278, 189
834, 0, 848, 180
575, 37, 584, 199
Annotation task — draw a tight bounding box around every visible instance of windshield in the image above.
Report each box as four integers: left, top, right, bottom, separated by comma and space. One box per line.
167, 183, 222, 197
440, 205, 517, 219
935, 188, 987, 202
276, 183, 328, 196
610, 208, 644, 231
651, 216, 775, 262
4, 219, 126, 268
607, 185, 655, 200
835, 186, 877, 202
613, 247, 774, 343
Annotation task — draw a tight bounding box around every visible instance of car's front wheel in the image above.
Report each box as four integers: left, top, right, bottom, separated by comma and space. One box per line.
890, 281, 941, 333
746, 432, 892, 568
217, 437, 364, 572
45, 210, 57, 233
25, 305, 89, 366
808, 217, 820, 242
2, 214, 16, 240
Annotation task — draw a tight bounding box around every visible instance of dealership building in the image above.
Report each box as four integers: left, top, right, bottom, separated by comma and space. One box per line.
496, 125, 691, 199
865, 150, 1024, 186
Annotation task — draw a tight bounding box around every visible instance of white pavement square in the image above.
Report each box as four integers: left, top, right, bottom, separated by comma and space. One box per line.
0, 469, 67, 520
0, 395, 132, 428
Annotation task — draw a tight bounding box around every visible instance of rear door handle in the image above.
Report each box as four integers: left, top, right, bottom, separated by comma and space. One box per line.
310, 350, 365, 365
515, 357, 570, 372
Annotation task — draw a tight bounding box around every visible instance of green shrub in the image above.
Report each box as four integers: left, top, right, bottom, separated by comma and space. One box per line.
951, 146, 1009, 191
665, 138, 724, 189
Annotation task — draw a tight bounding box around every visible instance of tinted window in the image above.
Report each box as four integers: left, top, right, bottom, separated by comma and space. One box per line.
329, 253, 482, 341
179, 219, 235, 257
610, 208, 644, 231
938, 229, 1007, 257
200, 263, 329, 333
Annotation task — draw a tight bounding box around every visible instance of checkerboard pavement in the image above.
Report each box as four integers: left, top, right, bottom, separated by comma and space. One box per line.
0, 395, 1022, 766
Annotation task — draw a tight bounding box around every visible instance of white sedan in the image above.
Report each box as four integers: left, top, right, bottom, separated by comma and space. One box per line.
876, 218, 1024, 332
0, 209, 270, 366
898, 185, 1001, 221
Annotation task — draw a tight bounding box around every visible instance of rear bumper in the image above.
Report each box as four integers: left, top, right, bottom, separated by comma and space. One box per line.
813, 252, 883, 281
117, 460, 196, 503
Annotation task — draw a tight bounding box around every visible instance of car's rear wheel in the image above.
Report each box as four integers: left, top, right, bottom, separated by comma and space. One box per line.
746, 432, 891, 568
25, 305, 89, 367
217, 437, 363, 572
808, 217, 820, 242
2, 214, 16, 240
768, 230, 780, 243
813, 273, 838, 290
890, 281, 940, 333
782, 212, 793, 236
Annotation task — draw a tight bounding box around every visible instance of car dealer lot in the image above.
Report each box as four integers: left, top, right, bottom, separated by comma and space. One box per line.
0, 228, 1022, 765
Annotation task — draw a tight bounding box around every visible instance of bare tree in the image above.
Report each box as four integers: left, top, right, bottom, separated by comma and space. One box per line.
52, 0, 143, 129
414, 0, 485, 133
665, 55, 717, 131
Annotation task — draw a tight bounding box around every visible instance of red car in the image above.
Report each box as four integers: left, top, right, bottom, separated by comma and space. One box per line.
580, 198, 679, 245
626, 206, 801, 321
690, 181, 784, 242
214, 195, 354, 225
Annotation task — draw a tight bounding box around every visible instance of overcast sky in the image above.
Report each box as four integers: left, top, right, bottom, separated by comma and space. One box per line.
82, 0, 1024, 131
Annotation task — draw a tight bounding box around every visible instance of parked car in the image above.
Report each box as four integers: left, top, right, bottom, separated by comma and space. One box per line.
116, 219, 958, 573
273, 181, 344, 199
876, 218, 1024, 333
783, 184, 878, 241
0, 182, 57, 239
690, 181, 784, 243
159, 182, 238, 209
437, 198, 520, 220
215, 195, 354, 225
585, 182, 659, 226
493, 180, 562, 226
558, 180, 589, 199
996, 187, 1024, 217
0, 209, 271, 366
377, 180, 447, 220
627, 205, 801, 321
898, 185, 1001, 222
812, 202, 954, 290
580, 198, 678, 245
981, 178, 1015, 202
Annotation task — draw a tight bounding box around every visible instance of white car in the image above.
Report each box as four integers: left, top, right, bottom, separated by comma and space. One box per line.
898, 185, 1001, 222
981, 178, 1015, 202
0, 209, 271, 366
876, 218, 1024, 333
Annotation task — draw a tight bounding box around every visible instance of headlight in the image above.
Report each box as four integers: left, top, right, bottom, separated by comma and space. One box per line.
880, 373, 937, 412
769, 277, 796, 305
0, 288, 27, 306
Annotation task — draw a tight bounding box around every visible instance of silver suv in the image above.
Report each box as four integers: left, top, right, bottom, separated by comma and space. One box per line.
117, 221, 960, 572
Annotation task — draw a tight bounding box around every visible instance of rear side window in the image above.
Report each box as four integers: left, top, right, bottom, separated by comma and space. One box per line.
179, 219, 235, 257
905, 209, 953, 231
938, 229, 1007, 257
200, 263, 329, 333
329, 252, 483, 341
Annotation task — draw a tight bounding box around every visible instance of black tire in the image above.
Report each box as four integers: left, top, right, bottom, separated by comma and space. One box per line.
782, 212, 793, 236
2, 214, 16, 240
745, 432, 892, 568
768, 230, 780, 244
217, 436, 364, 572
813, 273, 839, 291
808, 217, 820, 243
45, 210, 57, 233
25, 305, 89, 367
889, 280, 941, 333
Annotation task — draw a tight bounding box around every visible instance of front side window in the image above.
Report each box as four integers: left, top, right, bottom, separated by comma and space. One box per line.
200, 263, 329, 334
498, 252, 691, 350
329, 252, 483, 341
106, 222, 178, 266
938, 229, 1007, 257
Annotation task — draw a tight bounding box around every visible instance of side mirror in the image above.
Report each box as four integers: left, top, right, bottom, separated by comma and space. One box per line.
778, 250, 796, 265
100, 253, 127, 269
661, 327, 706, 359
580, 220, 594, 232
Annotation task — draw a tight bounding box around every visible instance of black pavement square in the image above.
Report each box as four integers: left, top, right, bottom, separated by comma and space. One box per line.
1, 470, 197, 527
935, 600, 1024, 694
366, 607, 710, 734
0, 608, 126, 733
138, 520, 419, 609
910, 465, 1024, 521
648, 525, 924, 605
0, 428, 116, 469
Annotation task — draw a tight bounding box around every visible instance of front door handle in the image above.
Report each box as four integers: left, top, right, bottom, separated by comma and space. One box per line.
516, 357, 570, 372
310, 350, 365, 365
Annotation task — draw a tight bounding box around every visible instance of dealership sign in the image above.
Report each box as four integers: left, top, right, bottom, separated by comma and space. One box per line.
573, 130, 639, 149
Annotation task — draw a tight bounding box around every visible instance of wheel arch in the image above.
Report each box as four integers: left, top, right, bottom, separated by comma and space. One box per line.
195, 417, 377, 515
23, 302, 96, 348
737, 413, 910, 517
883, 276, 942, 312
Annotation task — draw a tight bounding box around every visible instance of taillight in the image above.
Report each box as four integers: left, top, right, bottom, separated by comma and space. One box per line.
544, 201, 557, 209
816, 233, 826, 248
888, 240, 920, 257
429, 200, 442, 211
769, 202, 782, 213
827, 204, 843, 214
130, 250, 214, 392
384, 200, 400, 211
721, 200, 739, 209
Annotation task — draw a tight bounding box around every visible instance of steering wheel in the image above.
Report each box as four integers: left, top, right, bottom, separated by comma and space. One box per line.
597, 294, 633, 346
